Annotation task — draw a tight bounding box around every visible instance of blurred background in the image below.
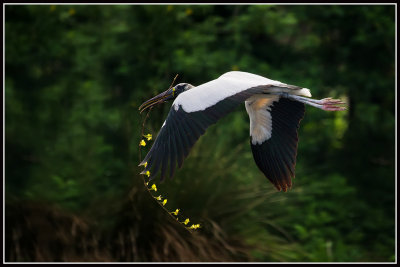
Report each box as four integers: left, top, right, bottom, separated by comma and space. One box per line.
5, 4, 395, 262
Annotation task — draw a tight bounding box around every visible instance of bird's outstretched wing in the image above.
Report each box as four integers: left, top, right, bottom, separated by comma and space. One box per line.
140, 87, 262, 181
249, 98, 305, 192
140, 71, 308, 183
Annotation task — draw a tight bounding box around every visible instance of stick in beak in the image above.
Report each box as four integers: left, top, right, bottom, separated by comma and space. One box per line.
139, 88, 174, 113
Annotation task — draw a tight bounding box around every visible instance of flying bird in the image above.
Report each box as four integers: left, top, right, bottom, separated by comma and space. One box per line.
138, 71, 346, 192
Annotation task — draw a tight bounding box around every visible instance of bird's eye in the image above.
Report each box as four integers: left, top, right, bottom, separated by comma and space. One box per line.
172, 87, 176, 96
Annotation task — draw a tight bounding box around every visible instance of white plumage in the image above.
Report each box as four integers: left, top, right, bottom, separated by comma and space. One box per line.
174, 71, 311, 112
245, 95, 278, 145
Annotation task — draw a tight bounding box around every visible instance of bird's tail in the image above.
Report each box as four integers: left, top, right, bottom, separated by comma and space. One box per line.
296, 88, 312, 97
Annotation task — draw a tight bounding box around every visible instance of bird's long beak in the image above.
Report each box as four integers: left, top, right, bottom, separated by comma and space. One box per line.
139, 88, 174, 113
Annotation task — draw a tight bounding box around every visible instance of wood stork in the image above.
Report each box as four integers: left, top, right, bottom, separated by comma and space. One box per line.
138, 71, 345, 192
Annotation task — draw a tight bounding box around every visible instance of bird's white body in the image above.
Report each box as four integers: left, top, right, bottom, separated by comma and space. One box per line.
173, 71, 311, 113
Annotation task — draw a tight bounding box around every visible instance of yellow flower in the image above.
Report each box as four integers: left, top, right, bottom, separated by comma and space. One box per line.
139, 140, 146, 146
162, 199, 167, 206
150, 184, 157, 191
144, 162, 148, 168
171, 209, 180, 216
183, 218, 190, 225
189, 224, 201, 230
143, 134, 152, 141
145, 171, 150, 177
68, 8, 76, 16
154, 195, 162, 201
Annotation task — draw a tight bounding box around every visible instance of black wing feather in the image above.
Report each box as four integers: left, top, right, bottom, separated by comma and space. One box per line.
168, 115, 185, 169
250, 98, 305, 191
141, 88, 261, 181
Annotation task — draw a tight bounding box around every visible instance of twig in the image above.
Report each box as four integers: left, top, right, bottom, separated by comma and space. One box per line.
168, 74, 179, 90
137, 74, 197, 234
138, 106, 153, 161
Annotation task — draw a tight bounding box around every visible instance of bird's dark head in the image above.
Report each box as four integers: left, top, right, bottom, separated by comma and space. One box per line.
139, 83, 194, 113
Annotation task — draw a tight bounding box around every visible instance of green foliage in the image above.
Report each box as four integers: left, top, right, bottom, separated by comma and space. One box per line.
5, 4, 395, 262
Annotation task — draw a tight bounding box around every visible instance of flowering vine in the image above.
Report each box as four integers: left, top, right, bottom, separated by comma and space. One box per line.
137, 75, 201, 233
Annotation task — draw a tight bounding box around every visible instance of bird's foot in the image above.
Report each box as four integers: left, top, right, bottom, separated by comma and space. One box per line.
285, 94, 347, 111
321, 98, 347, 111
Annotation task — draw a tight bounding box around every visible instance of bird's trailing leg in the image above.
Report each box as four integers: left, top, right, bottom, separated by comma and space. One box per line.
281, 94, 347, 111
